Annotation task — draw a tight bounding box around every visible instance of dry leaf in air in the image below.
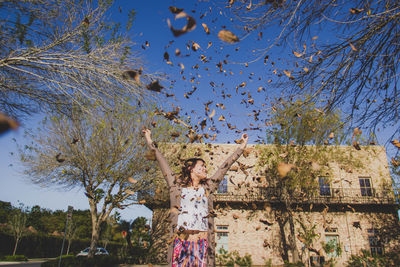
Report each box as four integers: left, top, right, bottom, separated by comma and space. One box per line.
209, 109, 216, 119
277, 162, 295, 178
128, 177, 137, 184
293, 51, 302, 57
146, 80, 163, 92
391, 140, 400, 149
202, 23, 210, 34
218, 30, 239, 43
0, 113, 19, 135
167, 11, 196, 37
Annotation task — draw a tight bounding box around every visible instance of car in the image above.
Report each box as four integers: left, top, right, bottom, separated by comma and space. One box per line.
77, 247, 109, 256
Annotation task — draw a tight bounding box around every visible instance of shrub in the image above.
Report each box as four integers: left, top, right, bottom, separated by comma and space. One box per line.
216, 248, 252, 266
2, 255, 28, 261
284, 261, 304, 267
42, 255, 120, 267
346, 249, 400, 267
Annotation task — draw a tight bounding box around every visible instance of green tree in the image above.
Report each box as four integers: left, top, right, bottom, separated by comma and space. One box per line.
0, 0, 150, 120
19, 100, 185, 257
257, 97, 350, 263
130, 217, 150, 248
227, 0, 400, 134
0, 201, 12, 224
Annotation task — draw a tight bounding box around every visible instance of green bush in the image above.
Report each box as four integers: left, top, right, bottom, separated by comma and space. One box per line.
216, 248, 252, 266
284, 261, 305, 267
346, 249, 400, 267
42, 254, 121, 267
2, 255, 28, 261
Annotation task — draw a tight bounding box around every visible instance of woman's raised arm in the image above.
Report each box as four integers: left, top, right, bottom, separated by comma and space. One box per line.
209, 133, 248, 192
143, 129, 175, 188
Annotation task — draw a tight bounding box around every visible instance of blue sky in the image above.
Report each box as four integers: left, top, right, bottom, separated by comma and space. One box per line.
0, 0, 398, 221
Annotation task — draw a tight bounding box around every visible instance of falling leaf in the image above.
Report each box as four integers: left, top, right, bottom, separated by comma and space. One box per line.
283, 70, 294, 79
277, 162, 295, 178
192, 42, 200, 51
169, 6, 184, 14
218, 30, 239, 43
391, 158, 400, 167
83, 17, 90, 26
311, 161, 321, 171
164, 52, 170, 61
122, 69, 142, 83
246, 0, 252, 9
144, 150, 156, 161
328, 132, 334, 139
146, 80, 163, 92
230, 165, 239, 172
218, 115, 225, 121
312, 36, 318, 40
0, 113, 19, 135
348, 205, 356, 213
126, 189, 135, 195
56, 153, 65, 163
209, 109, 216, 119
175, 48, 181, 56
128, 177, 137, 184
260, 219, 273, 226
202, 23, 210, 34
303, 67, 309, 73
167, 11, 196, 37
171, 132, 180, 138
349, 8, 363, 14
391, 140, 400, 149
349, 43, 357, 51
293, 51, 302, 57
207, 42, 212, 49
353, 127, 362, 136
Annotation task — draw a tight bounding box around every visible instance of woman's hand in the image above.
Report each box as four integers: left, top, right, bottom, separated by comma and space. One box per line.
142, 128, 154, 148
239, 133, 248, 149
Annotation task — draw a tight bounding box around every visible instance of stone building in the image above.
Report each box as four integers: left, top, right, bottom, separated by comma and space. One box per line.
144, 143, 399, 266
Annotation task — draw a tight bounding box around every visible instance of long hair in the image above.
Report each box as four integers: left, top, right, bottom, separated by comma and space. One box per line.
179, 158, 207, 186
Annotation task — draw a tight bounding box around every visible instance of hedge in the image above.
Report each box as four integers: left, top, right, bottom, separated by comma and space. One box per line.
0, 233, 123, 258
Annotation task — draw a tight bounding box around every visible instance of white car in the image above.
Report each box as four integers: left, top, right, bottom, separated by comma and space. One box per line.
77, 247, 109, 256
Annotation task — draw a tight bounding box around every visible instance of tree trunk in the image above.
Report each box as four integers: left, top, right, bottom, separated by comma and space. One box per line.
88, 222, 101, 258
66, 239, 71, 255
12, 237, 20, 256
88, 200, 101, 258
288, 213, 300, 263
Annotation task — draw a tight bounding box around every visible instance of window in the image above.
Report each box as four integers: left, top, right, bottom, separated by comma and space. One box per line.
325, 235, 339, 258
216, 225, 229, 252
319, 177, 331, 196
359, 177, 373, 196
217, 176, 228, 193
368, 228, 383, 255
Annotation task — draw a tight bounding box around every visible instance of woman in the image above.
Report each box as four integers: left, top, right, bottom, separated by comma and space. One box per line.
143, 129, 248, 267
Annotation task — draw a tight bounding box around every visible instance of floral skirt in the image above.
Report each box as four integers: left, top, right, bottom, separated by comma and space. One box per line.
172, 238, 208, 267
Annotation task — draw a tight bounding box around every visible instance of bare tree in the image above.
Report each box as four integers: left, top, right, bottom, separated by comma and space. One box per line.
19, 100, 185, 257
65, 219, 77, 255
0, 0, 151, 119
227, 0, 400, 134
9, 203, 28, 256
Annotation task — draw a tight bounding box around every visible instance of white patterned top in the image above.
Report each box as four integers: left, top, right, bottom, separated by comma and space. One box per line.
176, 187, 209, 231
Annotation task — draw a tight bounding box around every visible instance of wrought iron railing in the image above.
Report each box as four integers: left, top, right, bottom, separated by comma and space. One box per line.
215, 187, 397, 205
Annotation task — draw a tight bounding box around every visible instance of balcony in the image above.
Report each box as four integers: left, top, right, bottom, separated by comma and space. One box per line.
215, 187, 397, 205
